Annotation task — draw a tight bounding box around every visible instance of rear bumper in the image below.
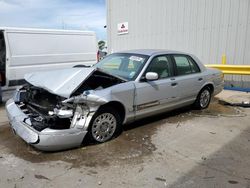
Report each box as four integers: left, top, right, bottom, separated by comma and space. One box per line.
5, 99, 87, 151
214, 82, 224, 96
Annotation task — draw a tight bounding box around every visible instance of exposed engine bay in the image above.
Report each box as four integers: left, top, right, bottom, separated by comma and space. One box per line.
16, 69, 124, 132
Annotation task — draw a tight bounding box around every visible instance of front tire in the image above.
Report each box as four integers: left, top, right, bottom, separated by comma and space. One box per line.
194, 87, 212, 109
88, 107, 122, 143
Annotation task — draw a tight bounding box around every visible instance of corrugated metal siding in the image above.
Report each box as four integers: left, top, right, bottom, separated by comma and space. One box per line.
107, 0, 250, 86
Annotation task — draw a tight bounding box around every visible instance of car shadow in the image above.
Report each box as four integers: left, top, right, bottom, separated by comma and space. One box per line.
123, 105, 193, 131
83, 105, 194, 147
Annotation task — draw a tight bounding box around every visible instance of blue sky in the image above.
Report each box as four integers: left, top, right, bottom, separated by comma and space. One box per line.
0, 0, 106, 40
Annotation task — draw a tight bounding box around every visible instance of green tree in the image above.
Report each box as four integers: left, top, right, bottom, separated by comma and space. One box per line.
98, 40, 105, 51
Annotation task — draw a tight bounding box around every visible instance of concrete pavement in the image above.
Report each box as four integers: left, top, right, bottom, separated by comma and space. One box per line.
0, 90, 250, 188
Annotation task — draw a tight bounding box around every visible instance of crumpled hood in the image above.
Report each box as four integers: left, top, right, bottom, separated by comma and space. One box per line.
24, 68, 96, 98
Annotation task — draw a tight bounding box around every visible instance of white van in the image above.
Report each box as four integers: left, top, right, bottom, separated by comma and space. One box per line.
0, 27, 97, 91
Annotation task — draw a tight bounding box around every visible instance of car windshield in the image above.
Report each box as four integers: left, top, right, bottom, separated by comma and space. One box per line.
95, 53, 149, 81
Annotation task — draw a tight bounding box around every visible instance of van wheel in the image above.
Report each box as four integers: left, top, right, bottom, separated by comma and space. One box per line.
88, 107, 122, 143
194, 87, 211, 109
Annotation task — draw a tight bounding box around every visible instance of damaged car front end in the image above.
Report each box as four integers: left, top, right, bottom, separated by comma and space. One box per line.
6, 67, 126, 151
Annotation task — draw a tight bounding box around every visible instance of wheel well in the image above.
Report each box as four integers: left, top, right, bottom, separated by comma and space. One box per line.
196, 84, 214, 100
204, 84, 214, 94
98, 101, 126, 123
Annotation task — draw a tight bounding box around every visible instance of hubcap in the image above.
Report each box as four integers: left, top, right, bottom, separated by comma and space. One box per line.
200, 90, 210, 108
92, 113, 117, 142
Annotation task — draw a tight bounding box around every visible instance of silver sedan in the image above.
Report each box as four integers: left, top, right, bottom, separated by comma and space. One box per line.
6, 49, 223, 151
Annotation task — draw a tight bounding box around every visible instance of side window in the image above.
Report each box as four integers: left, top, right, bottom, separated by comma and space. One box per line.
174, 55, 200, 76
146, 55, 173, 79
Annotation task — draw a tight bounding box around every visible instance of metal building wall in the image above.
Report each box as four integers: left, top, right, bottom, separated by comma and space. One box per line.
107, 0, 250, 87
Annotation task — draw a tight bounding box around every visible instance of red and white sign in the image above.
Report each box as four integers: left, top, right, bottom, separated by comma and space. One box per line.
117, 22, 128, 35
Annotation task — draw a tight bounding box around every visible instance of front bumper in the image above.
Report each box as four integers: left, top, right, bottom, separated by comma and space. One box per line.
5, 99, 87, 151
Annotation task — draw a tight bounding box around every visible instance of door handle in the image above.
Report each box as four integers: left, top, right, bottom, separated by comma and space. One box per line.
171, 82, 178, 86
198, 78, 203, 81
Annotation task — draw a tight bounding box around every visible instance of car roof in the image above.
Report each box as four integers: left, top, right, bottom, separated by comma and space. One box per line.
118, 49, 187, 56
117, 49, 207, 72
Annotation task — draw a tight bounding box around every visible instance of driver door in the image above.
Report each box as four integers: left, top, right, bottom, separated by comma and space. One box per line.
134, 55, 177, 119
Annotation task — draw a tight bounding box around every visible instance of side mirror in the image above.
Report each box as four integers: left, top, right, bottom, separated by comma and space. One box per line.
145, 72, 159, 81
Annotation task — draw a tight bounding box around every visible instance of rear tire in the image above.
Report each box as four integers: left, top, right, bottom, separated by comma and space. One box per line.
88, 107, 122, 143
194, 87, 212, 109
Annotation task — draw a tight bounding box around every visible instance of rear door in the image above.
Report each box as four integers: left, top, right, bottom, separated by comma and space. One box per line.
171, 54, 204, 103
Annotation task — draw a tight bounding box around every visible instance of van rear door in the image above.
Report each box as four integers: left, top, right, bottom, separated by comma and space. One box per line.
0, 30, 6, 87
